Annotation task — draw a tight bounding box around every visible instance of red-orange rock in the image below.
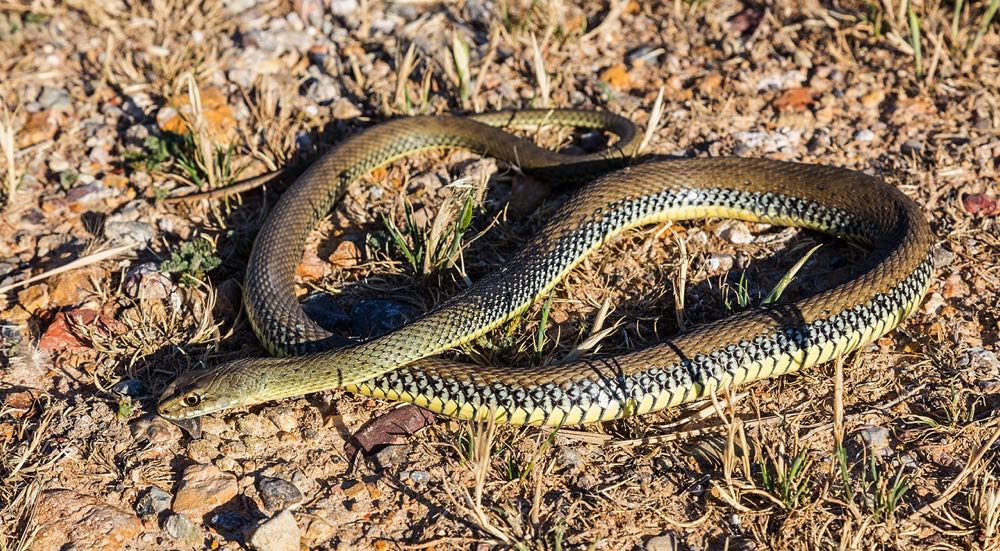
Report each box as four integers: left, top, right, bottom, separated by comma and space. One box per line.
38, 308, 99, 352
172, 463, 239, 518
30, 490, 142, 551
773, 87, 814, 111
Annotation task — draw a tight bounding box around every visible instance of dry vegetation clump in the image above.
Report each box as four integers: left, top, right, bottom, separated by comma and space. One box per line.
0, 0, 998, 549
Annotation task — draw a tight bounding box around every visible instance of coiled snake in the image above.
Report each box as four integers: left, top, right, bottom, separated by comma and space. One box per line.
158, 109, 933, 427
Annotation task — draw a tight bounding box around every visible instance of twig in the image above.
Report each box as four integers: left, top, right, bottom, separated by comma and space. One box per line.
909, 417, 1000, 520
0, 243, 138, 294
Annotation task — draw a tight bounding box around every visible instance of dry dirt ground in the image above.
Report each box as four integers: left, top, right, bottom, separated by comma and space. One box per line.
1, 1, 999, 549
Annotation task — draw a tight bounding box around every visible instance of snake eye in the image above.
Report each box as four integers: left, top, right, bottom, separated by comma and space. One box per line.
184, 394, 201, 407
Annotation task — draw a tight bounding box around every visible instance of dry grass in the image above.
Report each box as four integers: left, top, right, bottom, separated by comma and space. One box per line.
0, 0, 997, 549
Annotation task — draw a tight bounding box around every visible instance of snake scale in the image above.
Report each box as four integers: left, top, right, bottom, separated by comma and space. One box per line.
158, 109, 933, 427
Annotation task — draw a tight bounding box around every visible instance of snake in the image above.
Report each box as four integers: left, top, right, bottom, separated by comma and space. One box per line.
157, 109, 933, 428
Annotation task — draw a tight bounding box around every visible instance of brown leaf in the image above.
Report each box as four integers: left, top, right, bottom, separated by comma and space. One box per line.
345, 405, 436, 463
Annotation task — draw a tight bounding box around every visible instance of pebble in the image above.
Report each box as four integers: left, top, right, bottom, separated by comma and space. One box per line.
300, 292, 351, 332
37, 86, 72, 110
104, 220, 155, 247
714, 221, 755, 245
854, 129, 875, 142
407, 470, 430, 484
249, 510, 300, 551
172, 463, 239, 518
123, 262, 173, 301
37, 308, 97, 352
900, 139, 925, 155
958, 347, 1000, 391
165, 513, 204, 546
328, 238, 361, 267
135, 486, 173, 517
350, 299, 420, 338
209, 511, 249, 533
48, 266, 101, 307
922, 292, 945, 315
329, 0, 359, 16
331, 97, 362, 119
706, 253, 735, 274
31, 489, 142, 551
858, 425, 891, 455
932, 245, 956, 269
258, 476, 305, 512
66, 182, 115, 206
112, 379, 144, 398
646, 532, 679, 551
48, 158, 71, 172
236, 413, 279, 438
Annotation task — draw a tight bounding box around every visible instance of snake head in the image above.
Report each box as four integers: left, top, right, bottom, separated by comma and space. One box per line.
157, 359, 267, 420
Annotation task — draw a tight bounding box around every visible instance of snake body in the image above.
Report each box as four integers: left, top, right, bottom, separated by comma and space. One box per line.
158, 110, 933, 427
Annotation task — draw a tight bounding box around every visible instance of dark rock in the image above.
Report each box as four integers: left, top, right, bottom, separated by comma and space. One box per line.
300, 293, 350, 332
135, 487, 171, 517
257, 477, 304, 512
350, 299, 419, 338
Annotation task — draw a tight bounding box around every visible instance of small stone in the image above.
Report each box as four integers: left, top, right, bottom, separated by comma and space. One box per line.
258, 477, 304, 512
158, 87, 237, 144
31, 490, 142, 551
213, 278, 242, 320
331, 97, 362, 119
922, 292, 945, 315
958, 348, 1000, 374
858, 426, 891, 454
296, 247, 327, 280
135, 487, 172, 517
599, 64, 632, 91
164, 513, 204, 546
48, 157, 70, 173
860, 89, 885, 108
48, 266, 101, 307
16, 110, 56, 148
901, 139, 925, 155
697, 73, 723, 97
773, 87, 813, 111
104, 220, 155, 247
123, 262, 173, 301
408, 470, 430, 484
112, 379, 144, 397
706, 253, 735, 274
209, 511, 249, 533
714, 221, 754, 245
329, 0, 359, 16
38, 308, 98, 352
37, 87, 72, 110
328, 238, 361, 268
172, 463, 239, 518
646, 533, 679, 551
942, 273, 969, 299
130, 415, 183, 445
66, 183, 115, 207
350, 299, 420, 338
235, 413, 278, 438
854, 129, 875, 142
249, 510, 300, 551
16, 284, 49, 314
932, 245, 956, 269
